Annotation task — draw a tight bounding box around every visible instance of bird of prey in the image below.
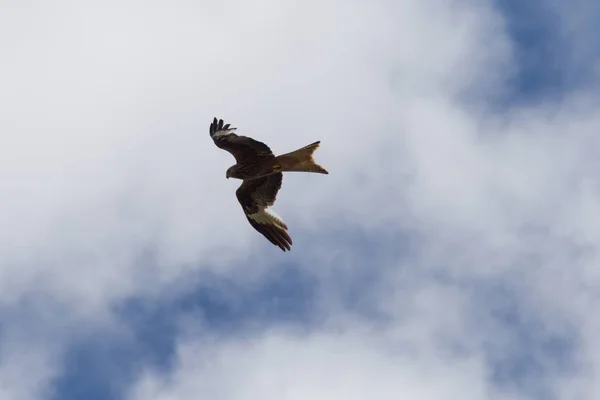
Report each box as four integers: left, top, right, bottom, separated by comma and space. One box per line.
209, 117, 328, 251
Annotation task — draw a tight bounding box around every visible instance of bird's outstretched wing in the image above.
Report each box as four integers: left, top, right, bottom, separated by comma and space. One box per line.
209, 117, 274, 163
235, 173, 292, 251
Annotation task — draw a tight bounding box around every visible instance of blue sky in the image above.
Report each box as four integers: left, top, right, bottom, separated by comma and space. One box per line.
497, 0, 600, 103
2, 0, 600, 399
499, 0, 565, 100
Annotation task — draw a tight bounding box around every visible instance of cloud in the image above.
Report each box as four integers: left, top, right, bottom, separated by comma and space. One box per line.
2, 0, 600, 399
0, 0, 509, 304
131, 325, 499, 400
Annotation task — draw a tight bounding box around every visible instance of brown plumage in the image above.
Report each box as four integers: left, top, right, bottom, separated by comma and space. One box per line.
236, 173, 292, 251
274, 142, 329, 174
209, 117, 328, 251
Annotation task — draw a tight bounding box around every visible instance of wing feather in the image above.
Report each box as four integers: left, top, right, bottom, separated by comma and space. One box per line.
209, 117, 274, 163
235, 173, 292, 251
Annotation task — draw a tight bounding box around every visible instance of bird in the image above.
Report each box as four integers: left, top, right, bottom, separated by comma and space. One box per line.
209, 117, 328, 251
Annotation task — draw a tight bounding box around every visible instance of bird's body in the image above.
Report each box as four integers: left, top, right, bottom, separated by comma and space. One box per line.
209, 117, 328, 251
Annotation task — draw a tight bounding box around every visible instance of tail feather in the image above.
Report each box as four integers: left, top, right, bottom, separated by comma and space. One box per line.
275, 141, 329, 174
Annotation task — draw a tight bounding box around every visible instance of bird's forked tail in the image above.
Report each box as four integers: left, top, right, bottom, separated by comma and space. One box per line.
275, 141, 329, 174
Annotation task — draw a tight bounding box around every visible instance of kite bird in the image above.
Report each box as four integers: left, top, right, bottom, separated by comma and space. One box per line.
209, 117, 328, 251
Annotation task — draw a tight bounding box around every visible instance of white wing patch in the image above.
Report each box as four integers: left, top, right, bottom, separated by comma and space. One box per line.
247, 207, 288, 229
212, 127, 237, 138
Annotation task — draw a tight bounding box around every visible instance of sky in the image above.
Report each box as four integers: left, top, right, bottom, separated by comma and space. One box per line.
2, 0, 600, 399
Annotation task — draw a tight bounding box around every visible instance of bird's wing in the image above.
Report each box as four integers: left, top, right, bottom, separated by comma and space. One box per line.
235, 173, 292, 251
209, 117, 274, 163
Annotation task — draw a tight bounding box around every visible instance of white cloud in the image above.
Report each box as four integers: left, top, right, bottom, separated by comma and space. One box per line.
131, 326, 502, 400
2, 0, 600, 398
0, 0, 509, 304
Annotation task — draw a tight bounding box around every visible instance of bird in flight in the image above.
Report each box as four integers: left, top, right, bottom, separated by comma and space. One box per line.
209, 117, 328, 251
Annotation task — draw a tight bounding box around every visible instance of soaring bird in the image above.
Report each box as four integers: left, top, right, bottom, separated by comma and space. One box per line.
209, 117, 328, 251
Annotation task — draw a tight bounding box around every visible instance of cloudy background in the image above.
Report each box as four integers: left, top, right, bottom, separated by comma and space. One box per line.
2, 0, 600, 399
